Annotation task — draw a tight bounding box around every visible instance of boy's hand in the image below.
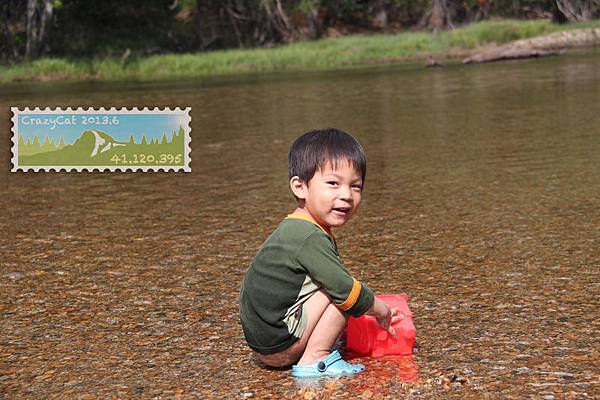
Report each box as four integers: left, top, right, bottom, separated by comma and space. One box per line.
368, 299, 406, 338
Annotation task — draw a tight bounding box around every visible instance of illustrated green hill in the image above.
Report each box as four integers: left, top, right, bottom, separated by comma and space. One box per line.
19, 128, 185, 166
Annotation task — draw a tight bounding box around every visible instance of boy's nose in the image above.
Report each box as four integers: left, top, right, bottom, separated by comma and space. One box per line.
338, 185, 352, 200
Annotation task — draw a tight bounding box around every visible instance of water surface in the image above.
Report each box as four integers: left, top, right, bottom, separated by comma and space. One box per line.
1, 52, 599, 398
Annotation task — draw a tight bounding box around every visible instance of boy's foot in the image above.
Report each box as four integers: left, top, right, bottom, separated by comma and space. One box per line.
291, 350, 365, 378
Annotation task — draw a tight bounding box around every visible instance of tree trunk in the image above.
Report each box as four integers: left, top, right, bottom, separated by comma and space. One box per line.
224, 0, 244, 47
1, 1, 20, 60
420, 0, 453, 32
370, 0, 388, 29
25, 0, 35, 57
195, 0, 229, 50
554, 0, 593, 22
258, 0, 295, 43
474, 0, 490, 21
432, 0, 452, 31
305, 1, 321, 40
26, 0, 53, 59
193, 0, 203, 49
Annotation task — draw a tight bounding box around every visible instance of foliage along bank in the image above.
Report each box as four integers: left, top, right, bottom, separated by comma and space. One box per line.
1, 0, 599, 65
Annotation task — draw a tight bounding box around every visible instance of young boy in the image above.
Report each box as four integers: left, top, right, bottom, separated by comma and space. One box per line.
239, 128, 403, 378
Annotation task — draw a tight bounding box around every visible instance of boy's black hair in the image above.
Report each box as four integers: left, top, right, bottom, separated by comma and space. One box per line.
288, 128, 366, 184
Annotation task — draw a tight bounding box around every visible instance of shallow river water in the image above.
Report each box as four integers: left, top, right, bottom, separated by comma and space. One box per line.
1, 51, 599, 399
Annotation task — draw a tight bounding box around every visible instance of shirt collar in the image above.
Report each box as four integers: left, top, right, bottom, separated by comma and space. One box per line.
285, 213, 333, 237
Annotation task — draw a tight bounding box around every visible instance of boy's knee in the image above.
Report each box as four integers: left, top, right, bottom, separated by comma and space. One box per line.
303, 289, 333, 310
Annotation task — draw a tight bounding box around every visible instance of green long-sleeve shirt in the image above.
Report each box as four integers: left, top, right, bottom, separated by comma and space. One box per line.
239, 214, 374, 355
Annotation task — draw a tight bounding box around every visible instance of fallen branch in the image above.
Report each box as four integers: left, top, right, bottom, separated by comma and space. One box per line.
463, 28, 600, 64
463, 47, 561, 63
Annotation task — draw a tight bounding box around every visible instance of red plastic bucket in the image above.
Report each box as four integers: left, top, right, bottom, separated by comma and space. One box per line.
346, 293, 416, 358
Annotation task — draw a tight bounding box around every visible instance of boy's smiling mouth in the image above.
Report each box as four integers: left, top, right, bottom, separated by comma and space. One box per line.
332, 207, 351, 215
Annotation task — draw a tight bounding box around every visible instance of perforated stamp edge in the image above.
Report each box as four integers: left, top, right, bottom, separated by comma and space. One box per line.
10, 107, 191, 172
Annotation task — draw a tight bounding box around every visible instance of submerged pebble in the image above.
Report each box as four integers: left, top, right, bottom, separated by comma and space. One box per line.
1, 53, 599, 399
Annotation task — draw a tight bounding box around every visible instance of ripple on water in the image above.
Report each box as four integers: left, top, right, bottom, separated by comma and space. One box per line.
1, 52, 599, 398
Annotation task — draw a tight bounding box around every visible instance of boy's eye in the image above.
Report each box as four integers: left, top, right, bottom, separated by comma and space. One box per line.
327, 181, 339, 186
352, 184, 363, 191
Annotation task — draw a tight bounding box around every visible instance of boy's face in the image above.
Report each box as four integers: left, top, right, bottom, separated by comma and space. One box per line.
292, 159, 363, 232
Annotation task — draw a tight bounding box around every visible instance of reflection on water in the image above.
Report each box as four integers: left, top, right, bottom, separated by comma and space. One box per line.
1, 51, 599, 398
294, 355, 419, 398
375, 356, 420, 383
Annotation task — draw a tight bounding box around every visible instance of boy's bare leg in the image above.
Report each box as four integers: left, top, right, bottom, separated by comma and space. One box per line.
297, 293, 347, 365
256, 289, 344, 367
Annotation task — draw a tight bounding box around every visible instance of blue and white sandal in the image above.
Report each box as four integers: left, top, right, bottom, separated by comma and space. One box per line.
291, 350, 365, 378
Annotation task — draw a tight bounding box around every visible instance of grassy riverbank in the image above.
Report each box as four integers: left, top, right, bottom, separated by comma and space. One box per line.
2, 19, 599, 83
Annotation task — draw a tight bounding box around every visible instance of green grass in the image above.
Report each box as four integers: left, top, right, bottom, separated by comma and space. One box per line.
2, 19, 599, 83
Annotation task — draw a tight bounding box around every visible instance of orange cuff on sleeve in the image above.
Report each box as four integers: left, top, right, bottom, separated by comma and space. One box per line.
337, 278, 361, 311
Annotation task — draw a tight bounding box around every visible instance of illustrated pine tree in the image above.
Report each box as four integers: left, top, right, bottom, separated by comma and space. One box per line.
32, 134, 41, 151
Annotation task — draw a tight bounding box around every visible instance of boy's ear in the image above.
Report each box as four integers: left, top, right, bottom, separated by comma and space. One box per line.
290, 176, 307, 199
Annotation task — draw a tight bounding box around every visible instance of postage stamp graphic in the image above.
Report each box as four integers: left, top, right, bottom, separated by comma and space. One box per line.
11, 107, 191, 172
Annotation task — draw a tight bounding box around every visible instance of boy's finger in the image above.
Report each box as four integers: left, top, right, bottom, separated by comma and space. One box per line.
391, 314, 405, 323
390, 307, 400, 316
388, 326, 397, 338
